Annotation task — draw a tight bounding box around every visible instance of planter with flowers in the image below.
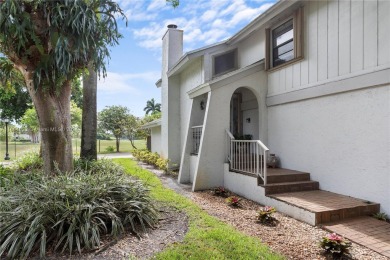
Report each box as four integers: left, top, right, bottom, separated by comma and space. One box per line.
257, 206, 277, 225
320, 233, 352, 258
226, 196, 241, 207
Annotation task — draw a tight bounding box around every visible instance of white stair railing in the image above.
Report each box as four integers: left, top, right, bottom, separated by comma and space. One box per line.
225, 129, 269, 184
191, 125, 203, 155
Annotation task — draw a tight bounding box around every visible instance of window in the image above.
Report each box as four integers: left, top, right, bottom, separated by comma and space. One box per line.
265, 7, 303, 70
272, 19, 294, 66
213, 49, 237, 77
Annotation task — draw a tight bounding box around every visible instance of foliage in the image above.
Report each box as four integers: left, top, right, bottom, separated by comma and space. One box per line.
373, 212, 389, 222
132, 149, 169, 173
0, 160, 157, 259
115, 159, 283, 260
14, 151, 43, 172
124, 113, 141, 149
137, 112, 162, 140
257, 206, 277, 224
105, 145, 115, 153
71, 77, 83, 108
98, 105, 130, 152
0, 164, 13, 189
320, 233, 352, 257
0, 58, 32, 121
226, 196, 241, 207
144, 98, 161, 115
213, 186, 229, 197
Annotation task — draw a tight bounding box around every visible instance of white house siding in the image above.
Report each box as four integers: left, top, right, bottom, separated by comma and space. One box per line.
179, 58, 203, 149
237, 29, 264, 68
268, 0, 390, 96
150, 126, 161, 154
268, 84, 390, 214
193, 68, 268, 190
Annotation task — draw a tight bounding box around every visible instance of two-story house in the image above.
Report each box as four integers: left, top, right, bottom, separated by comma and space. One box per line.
146, 0, 390, 223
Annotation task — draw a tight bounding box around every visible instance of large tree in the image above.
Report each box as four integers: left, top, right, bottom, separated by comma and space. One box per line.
0, 0, 125, 174
80, 65, 97, 160
98, 105, 129, 152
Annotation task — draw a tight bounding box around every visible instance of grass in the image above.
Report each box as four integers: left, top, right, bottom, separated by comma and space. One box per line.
0, 139, 146, 161
114, 159, 284, 260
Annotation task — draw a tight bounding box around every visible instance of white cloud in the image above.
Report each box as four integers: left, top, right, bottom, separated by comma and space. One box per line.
127, 0, 276, 52
98, 71, 160, 94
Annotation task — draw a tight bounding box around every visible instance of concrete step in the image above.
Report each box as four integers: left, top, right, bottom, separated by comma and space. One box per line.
262, 180, 319, 195
266, 169, 311, 184
269, 190, 380, 225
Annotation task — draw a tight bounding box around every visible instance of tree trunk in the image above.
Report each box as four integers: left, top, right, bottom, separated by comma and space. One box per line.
80, 64, 97, 160
116, 137, 120, 152
26, 77, 73, 175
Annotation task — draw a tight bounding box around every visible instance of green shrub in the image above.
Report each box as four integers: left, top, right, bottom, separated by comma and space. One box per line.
373, 212, 389, 221
14, 151, 43, 171
0, 165, 13, 189
132, 149, 169, 173
257, 206, 277, 224
0, 165, 158, 259
105, 145, 115, 152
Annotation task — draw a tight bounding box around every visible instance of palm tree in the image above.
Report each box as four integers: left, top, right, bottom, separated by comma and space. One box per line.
144, 98, 161, 115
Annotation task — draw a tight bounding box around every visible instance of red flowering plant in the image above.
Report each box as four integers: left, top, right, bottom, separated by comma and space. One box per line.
320, 233, 352, 257
257, 206, 277, 224
213, 186, 228, 197
225, 196, 241, 207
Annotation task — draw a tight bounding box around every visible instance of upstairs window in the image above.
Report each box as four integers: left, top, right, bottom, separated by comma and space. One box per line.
272, 19, 294, 66
213, 49, 237, 77
265, 7, 303, 70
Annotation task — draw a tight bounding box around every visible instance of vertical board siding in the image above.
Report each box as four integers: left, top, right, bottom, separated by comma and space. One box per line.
363, 0, 378, 69
308, 0, 318, 84
378, 0, 390, 66
268, 0, 388, 97
300, 4, 309, 86
317, 0, 328, 81
350, 0, 364, 72
292, 63, 301, 88
327, 0, 339, 78
338, 0, 351, 75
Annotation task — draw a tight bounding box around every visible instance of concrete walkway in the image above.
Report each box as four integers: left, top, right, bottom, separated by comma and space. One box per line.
324, 216, 390, 258
97, 152, 133, 159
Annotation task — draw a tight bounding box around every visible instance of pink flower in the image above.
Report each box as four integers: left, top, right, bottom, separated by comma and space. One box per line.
328, 233, 343, 241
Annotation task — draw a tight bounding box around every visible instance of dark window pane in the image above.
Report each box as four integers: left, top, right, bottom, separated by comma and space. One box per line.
214, 50, 236, 76
272, 19, 294, 67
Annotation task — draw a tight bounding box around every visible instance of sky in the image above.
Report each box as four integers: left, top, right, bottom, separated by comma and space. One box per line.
97, 0, 276, 117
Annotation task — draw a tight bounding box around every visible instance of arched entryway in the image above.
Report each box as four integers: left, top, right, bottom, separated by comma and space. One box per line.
230, 87, 259, 140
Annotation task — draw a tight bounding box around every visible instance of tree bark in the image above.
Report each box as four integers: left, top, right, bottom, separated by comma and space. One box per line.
23, 72, 73, 175
80, 64, 97, 160
116, 137, 120, 152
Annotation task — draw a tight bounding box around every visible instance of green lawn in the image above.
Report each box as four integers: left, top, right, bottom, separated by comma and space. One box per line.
115, 158, 284, 260
0, 139, 146, 161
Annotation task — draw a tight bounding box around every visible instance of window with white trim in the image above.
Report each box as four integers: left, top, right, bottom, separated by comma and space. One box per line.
213, 49, 237, 77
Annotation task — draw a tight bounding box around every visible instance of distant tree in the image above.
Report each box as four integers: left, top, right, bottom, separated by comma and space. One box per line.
0, 58, 32, 122
124, 114, 141, 149
20, 108, 39, 143
98, 106, 129, 152
0, 0, 126, 175
144, 98, 161, 115
137, 112, 161, 140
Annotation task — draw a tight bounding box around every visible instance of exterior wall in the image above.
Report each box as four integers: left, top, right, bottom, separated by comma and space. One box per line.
193, 68, 268, 190
180, 59, 203, 148
150, 126, 161, 154
237, 29, 264, 69
268, 84, 390, 214
268, 0, 390, 96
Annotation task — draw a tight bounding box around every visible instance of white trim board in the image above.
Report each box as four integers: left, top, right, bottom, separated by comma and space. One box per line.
267, 67, 390, 106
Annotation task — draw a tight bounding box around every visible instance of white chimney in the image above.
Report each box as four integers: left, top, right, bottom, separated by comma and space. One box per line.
162, 24, 183, 75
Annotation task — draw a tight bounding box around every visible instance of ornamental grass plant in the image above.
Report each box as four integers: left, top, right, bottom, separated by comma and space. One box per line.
0, 154, 158, 259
